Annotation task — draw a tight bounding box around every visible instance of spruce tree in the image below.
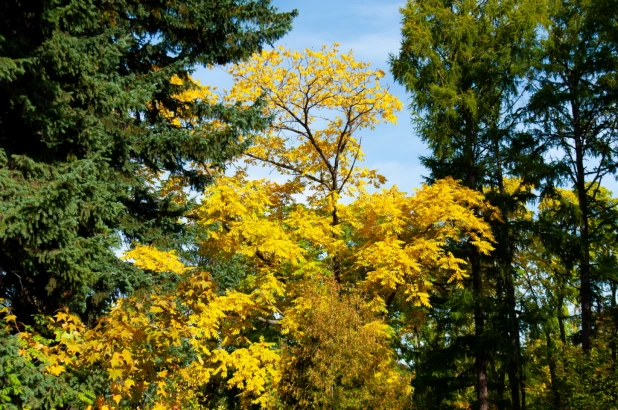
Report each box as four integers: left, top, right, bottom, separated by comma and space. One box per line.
0, 0, 296, 324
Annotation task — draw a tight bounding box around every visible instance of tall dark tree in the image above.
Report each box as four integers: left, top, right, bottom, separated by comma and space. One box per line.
518, 185, 618, 408
391, 0, 546, 408
527, 0, 618, 353
0, 0, 296, 324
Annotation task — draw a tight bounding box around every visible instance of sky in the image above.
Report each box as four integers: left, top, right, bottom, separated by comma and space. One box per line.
194, 0, 618, 196
193, 0, 429, 192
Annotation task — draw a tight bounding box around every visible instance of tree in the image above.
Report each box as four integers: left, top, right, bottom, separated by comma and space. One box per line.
390, 1, 547, 408
3, 246, 282, 409
3, 45, 498, 409
527, 0, 618, 353
199, 44, 496, 407
516, 185, 618, 408
276, 279, 412, 409
0, 0, 297, 324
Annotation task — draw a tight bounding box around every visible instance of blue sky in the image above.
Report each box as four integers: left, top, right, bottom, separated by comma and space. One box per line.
194, 0, 618, 196
194, 0, 429, 191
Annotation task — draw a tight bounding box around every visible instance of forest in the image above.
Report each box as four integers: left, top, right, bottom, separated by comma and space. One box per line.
1, 0, 617, 409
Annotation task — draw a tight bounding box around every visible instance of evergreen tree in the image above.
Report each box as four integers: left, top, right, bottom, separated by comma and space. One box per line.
527, 0, 618, 353
391, 1, 546, 408
0, 0, 296, 324
519, 186, 618, 408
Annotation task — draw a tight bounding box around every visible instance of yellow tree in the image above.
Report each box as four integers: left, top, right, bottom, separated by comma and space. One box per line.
9, 45, 497, 409
227, 44, 400, 213
8, 246, 281, 409
197, 45, 497, 406
214, 44, 496, 307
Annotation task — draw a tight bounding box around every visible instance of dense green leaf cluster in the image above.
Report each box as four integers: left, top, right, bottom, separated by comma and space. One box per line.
0, 329, 101, 409
0, 0, 296, 323
391, 0, 618, 409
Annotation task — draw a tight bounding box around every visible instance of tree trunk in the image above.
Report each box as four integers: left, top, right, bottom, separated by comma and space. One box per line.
506, 271, 522, 410
521, 358, 526, 410
331, 205, 342, 282
546, 330, 562, 409
495, 138, 522, 410
472, 247, 489, 410
558, 292, 567, 345
464, 117, 488, 410
574, 134, 592, 353
498, 186, 522, 410
610, 281, 618, 372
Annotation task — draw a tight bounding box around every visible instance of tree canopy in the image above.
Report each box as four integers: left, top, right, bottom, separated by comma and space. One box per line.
0, 0, 296, 323
2, 0, 618, 409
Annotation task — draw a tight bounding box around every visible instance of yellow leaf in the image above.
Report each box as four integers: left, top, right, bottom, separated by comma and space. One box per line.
46, 364, 65, 376
109, 368, 123, 380
150, 306, 164, 313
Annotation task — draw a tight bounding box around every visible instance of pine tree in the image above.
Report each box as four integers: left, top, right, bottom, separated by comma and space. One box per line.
0, 0, 296, 324
527, 0, 618, 353
391, 1, 547, 408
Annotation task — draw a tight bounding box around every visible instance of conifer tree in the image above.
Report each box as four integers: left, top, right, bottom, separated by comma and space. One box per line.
527, 0, 618, 353
391, 1, 546, 408
0, 0, 296, 323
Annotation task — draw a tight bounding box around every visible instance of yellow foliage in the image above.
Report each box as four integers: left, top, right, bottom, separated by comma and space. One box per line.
16, 253, 279, 408
144, 74, 227, 206
277, 279, 413, 409
164, 74, 219, 127
350, 179, 496, 306
14, 44, 498, 409
227, 44, 403, 201
198, 174, 495, 311
122, 245, 188, 274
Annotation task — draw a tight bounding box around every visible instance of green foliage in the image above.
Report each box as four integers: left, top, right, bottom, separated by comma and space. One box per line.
0, 0, 296, 323
390, 0, 618, 408
276, 280, 412, 409
528, 0, 618, 352
391, 0, 547, 187
2, 0, 618, 408
0, 329, 98, 409
391, 2, 548, 409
